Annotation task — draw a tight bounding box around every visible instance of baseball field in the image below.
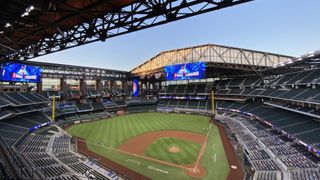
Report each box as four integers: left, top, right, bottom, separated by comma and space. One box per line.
66, 112, 238, 180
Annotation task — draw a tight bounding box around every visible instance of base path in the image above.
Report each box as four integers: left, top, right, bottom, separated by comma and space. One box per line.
212, 121, 245, 180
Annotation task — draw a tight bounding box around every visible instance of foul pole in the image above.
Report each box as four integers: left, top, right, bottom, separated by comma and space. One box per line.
211, 91, 215, 113
52, 95, 55, 123
211, 90, 215, 119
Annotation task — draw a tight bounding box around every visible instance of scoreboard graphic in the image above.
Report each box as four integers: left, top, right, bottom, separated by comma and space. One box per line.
164, 62, 205, 80
0, 63, 42, 83
133, 78, 139, 97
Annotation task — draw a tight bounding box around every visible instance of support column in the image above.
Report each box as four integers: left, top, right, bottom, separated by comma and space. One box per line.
80, 79, 87, 97
159, 81, 163, 90
96, 79, 102, 91
37, 80, 42, 93
138, 80, 142, 97
122, 80, 128, 90
109, 80, 114, 90
60, 78, 66, 92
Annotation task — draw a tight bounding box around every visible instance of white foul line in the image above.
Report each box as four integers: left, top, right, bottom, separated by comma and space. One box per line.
194, 123, 212, 171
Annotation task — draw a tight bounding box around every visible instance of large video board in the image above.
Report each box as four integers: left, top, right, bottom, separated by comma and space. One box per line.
132, 78, 139, 97
0, 63, 42, 83
164, 62, 205, 80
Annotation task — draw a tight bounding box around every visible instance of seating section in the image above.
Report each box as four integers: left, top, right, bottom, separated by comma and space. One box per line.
75, 103, 93, 112
216, 78, 261, 88
42, 91, 60, 99
62, 105, 78, 114
0, 114, 115, 180
110, 89, 127, 97
217, 100, 320, 149
0, 93, 48, 106
223, 116, 282, 174
103, 101, 118, 108
10, 104, 47, 115
0, 93, 49, 119
158, 99, 210, 112
86, 90, 101, 98
228, 79, 244, 87
243, 78, 261, 87
127, 104, 156, 112
159, 83, 212, 95
221, 113, 319, 180
67, 91, 82, 99
126, 98, 157, 105
114, 100, 126, 106
216, 87, 320, 104
0, 157, 13, 180
0, 98, 10, 107
0, 123, 27, 146
0, 110, 12, 119
254, 171, 279, 180
212, 69, 320, 109
3, 93, 33, 105
290, 169, 320, 180
45, 108, 64, 118
0, 113, 51, 129
91, 102, 105, 110
269, 69, 320, 86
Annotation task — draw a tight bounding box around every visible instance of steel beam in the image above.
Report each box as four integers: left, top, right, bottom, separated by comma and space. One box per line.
0, 0, 253, 61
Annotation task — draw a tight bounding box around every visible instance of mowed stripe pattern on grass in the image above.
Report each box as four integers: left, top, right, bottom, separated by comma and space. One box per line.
144, 137, 200, 165
67, 112, 210, 148
67, 113, 230, 180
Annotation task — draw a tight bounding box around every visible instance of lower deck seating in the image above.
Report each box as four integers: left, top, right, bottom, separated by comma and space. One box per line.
11, 127, 111, 179
217, 100, 320, 150
76, 103, 93, 112
158, 99, 210, 111
127, 105, 156, 112
222, 114, 319, 180
0, 158, 13, 180
0, 98, 10, 107
91, 102, 105, 110
290, 169, 320, 180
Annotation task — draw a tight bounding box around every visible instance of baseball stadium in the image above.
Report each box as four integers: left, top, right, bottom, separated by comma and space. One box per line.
0, 0, 319, 180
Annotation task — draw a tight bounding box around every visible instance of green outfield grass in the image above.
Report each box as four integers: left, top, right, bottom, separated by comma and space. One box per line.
144, 137, 200, 165
66, 112, 229, 180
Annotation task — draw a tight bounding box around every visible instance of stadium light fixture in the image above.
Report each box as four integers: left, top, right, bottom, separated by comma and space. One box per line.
4, 23, 11, 28
307, 51, 315, 57
21, 12, 29, 17
21, 5, 35, 17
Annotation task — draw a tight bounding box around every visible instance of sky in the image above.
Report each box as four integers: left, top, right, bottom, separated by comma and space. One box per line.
33, 0, 320, 71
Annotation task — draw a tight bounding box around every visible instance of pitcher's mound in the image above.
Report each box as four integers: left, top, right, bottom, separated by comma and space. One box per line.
168, 146, 181, 153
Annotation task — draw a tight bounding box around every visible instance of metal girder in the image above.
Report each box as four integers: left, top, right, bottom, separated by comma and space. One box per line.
131, 44, 293, 76
26, 61, 129, 80
0, 0, 253, 61
263, 50, 320, 76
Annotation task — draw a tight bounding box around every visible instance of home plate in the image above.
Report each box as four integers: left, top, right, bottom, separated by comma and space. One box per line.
231, 165, 237, 169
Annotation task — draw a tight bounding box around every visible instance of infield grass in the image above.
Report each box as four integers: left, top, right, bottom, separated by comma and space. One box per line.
144, 137, 200, 165
66, 112, 229, 180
